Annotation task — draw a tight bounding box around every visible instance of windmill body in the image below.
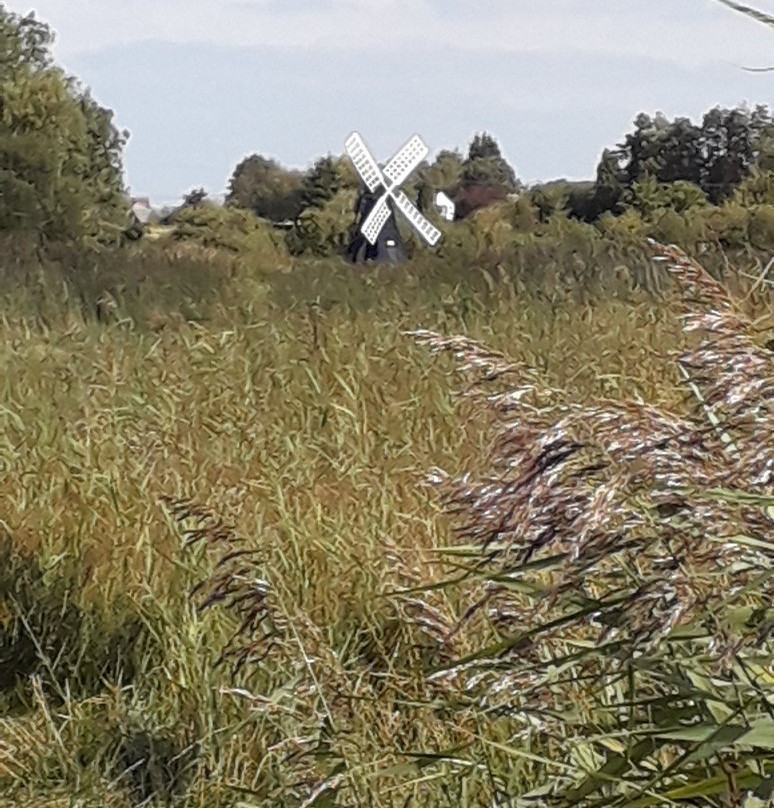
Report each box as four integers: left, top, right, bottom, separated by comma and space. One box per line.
345, 132, 442, 265
347, 190, 407, 265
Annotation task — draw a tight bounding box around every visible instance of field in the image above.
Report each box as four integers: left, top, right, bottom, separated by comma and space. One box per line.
0, 244, 772, 807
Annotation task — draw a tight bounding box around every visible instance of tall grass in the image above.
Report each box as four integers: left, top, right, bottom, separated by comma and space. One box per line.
402, 241, 773, 806
0, 242, 770, 806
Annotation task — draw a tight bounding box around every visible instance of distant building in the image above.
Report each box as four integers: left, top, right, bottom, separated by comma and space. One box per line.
434, 191, 455, 222
454, 184, 509, 219
129, 197, 153, 225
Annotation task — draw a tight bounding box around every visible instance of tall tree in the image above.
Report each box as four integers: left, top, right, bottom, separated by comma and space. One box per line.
461, 132, 520, 194
699, 105, 770, 203
0, 7, 130, 244
584, 105, 774, 219
300, 156, 340, 209
226, 154, 304, 221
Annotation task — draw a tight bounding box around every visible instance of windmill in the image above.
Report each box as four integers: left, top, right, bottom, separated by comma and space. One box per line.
345, 132, 442, 265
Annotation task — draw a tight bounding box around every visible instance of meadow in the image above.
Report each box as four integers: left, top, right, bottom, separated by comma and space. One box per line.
0, 240, 771, 807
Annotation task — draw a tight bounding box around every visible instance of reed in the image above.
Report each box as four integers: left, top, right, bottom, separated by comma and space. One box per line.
0, 242, 770, 806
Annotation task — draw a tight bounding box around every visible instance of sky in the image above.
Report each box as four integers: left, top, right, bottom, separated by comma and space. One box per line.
5, 0, 774, 205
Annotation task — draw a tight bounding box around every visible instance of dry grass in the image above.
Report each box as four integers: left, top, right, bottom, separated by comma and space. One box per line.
0, 245, 770, 806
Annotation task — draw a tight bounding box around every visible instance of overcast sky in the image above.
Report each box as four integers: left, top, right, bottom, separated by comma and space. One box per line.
6, 0, 774, 204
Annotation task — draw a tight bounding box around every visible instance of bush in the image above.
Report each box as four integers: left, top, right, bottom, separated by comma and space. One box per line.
734, 170, 774, 207
699, 202, 751, 249
286, 188, 357, 256
625, 176, 708, 218
747, 204, 774, 250
170, 203, 288, 261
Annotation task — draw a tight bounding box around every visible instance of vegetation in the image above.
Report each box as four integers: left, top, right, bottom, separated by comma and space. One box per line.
0, 5, 772, 807
225, 155, 304, 222
213, 103, 774, 265
0, 233, 771, 807
0, 6, 130, 245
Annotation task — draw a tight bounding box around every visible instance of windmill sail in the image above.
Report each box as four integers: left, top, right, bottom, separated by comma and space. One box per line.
344, 133, 383, 193
361, 197, 393, 245
393, 190, 441, 246
382, 135, 428, 187
346, 130, 443, 258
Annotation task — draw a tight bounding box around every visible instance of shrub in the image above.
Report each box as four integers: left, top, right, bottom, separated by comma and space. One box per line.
404, 242, 773, 805
699, 202, 751, 249
169, 202, 290, 267
286, 188, 357, 256
747, 204, 774, 250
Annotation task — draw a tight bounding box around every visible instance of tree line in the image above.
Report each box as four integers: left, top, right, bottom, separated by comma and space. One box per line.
4, 4, 774, 261
0, 6, 130, 246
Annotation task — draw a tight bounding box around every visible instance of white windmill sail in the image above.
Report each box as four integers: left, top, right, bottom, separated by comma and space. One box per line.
361, 198, 395, 245
361, 134, 431, 245
344, 132, 383, 193
346, 131, 442, 248
382, 134, 428, 186
393, 190, 441, 246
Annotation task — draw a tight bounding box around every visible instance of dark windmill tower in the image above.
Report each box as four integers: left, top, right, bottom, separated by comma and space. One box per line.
347, 189, 407, 265
344, 132, 441, 266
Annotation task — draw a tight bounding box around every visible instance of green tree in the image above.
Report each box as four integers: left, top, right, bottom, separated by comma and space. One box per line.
0, 7, 130, 244
461, 132, 520, 194
402, 149, 463, 213
699, 105, 771, 203
624, 175, 708, 219
300, 155, 341, 209
225, 154, 304, 221
593, 106, 774, 217
286, 188, 356, 257
331, 154, 361, 191
425, 149, 464, 192
530, 181, 572, 223
734, 170, 774, 205
467, 132, 503, 162
170, 200, 290, 263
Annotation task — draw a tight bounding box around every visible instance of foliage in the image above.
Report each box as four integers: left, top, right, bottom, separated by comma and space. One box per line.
0, 231, 251, 327
414, 148, 465, 212
598, 106, 774, 211
300, 155, 341, 209
0, 232, 771, 806
624, 175, 709, 218
530, 180, 575, 223
286, 187, 357, 256
459, 131, 521, 200
735, 170, 774, 206
0, 7, 130, 245
168, 201, 290, 267
225, 154, 304, 222
698, 201, 751, 249
454, 183, 510, 220
405, 244, 773, 805
747, 203, 774, 249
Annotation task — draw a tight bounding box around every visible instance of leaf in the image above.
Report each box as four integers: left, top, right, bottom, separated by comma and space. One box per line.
559, 737, 660, 803
657, 718, 774, 750
662, 767, 763, 800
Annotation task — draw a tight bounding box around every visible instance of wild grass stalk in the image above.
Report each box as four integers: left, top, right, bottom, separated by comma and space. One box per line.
0, 242, 770, 805
403, 241, 773, 806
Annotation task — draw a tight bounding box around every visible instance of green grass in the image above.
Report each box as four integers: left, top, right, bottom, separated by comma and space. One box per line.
0, 244, 770, 806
